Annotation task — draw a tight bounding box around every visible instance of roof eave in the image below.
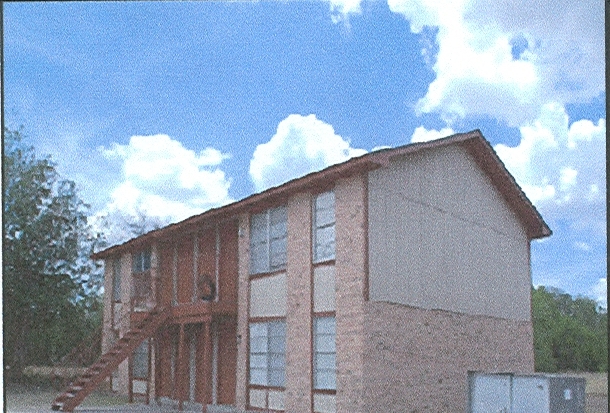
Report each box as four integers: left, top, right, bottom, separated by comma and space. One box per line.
92, 129, 552, 260
91, 155, 382, 260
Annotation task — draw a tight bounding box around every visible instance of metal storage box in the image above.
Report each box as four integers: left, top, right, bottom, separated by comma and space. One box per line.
468, 372, 586, 413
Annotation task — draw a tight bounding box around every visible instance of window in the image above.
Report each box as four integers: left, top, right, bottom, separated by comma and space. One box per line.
313, 191, 335, 263
132, 249, 152, 304
132, 339, 149, 379
249, 321, 286, 387
250, 206, 287, 275
112, 258, 121, 302
314, 317, 336, 390
132, 249, 151, 273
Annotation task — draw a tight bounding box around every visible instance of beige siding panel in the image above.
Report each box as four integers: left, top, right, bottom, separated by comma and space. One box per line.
249, 273, 287, 318
314, 393, 336, 413
132, 379, 147, 395
268, 390, 286, 411
368, 145, 531, 321
249, 389, 266, 409
313, 265, 336, 313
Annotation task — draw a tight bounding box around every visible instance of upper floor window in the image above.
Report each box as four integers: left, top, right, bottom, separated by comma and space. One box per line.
132, 249, 151, 273
112, 258, 121, 302
313, 191, 335, 263
250, 206, 287, 275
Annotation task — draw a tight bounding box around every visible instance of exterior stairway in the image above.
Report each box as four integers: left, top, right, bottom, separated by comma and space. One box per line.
51, 307, 169, 412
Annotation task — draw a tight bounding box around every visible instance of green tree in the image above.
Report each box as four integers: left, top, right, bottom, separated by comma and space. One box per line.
532, 286, 560, 372
94, 206, 168, 249
532, 285, 607, 372
3, 127, 103, 380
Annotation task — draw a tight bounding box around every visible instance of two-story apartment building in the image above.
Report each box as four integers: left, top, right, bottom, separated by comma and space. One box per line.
53, 130, 551, 412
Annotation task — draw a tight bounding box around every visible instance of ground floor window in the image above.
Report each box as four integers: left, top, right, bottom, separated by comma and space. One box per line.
313, 316, 336, 390
249, 320, 286, 387
132, 339, 149, 380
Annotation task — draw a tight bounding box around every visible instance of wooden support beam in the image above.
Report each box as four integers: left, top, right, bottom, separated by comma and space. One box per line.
203, 321, 213, 405
177, 323, 186, 411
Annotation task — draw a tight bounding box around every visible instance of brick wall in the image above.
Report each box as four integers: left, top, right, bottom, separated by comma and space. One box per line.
335, 174, 368, 413
101, 259, 113, 355
285, 192, 313, 412
363, 301, 534, 413
235, 213, 250, 409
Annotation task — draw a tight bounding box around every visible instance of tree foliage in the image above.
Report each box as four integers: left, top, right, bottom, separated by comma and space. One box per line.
3, 127, 104, 380
93, 207, 168, 250
532, 285, 607, 372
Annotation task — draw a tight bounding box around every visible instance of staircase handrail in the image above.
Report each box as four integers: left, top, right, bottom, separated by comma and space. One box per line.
51, 306, 168, 412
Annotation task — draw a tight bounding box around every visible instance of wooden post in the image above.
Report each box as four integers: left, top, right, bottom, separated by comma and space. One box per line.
154, 330, 160, 404
203, 321, 213, 406
146, 337, 152, 405
177, 323, 186, 411
128, 357, 133, 403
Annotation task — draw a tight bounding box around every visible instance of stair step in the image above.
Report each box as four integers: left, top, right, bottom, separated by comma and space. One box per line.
51, 308, 169, 412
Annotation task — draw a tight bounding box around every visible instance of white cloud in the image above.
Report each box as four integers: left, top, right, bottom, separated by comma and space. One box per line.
559, 167, 578, 192
590, 278, 607, 310
410, 126, 455, 143
388, 0, 604, 126
327, 0, 363, 23
494, 104, 605, 234
249, 114, 366, 192
99, 134, 233, 224
573, 241, 591, 252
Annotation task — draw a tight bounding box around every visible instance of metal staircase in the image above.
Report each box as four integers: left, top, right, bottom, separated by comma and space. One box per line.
51, 307, 169, 412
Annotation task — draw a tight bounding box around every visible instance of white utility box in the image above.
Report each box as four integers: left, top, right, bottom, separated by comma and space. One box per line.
468, 372, 585, 413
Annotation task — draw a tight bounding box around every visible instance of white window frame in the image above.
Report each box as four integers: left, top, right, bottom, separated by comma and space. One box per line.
313, 316, 336, 390
249, 206, 287, 275
313, 191, 335, 263
249, 320, 286, 388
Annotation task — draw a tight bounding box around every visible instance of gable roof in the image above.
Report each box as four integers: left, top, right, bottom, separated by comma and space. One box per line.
92, 129, 551, 260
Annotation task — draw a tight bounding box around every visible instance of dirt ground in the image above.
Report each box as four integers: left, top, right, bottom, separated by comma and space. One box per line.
3, 372, 607, 412
3, 382, 128, 412
571, 372, 608, 413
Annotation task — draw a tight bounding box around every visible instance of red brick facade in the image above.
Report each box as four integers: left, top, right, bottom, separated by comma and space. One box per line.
363, 301, 534, 412
97, 132, 547, 413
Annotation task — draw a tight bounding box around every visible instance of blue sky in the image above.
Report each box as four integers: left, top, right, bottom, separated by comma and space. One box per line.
4, 1, 606, 307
